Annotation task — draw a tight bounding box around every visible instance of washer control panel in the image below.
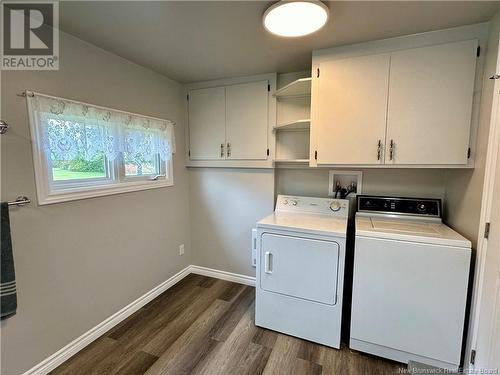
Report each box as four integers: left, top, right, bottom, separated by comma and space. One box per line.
276, 195, 349, 216
357, 195, 441, 218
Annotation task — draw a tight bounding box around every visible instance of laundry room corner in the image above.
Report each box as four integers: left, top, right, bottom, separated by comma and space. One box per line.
3, 2, 500, 374
188, 168, 274, 277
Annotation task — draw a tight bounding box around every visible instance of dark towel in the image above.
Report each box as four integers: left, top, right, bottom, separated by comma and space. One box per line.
1, 202, 17, 319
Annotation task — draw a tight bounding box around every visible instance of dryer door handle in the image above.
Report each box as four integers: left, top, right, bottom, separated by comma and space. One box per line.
264, 251, 273, 274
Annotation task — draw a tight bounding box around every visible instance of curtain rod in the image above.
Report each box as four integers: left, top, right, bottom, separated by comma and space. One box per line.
16, 90, 176, 126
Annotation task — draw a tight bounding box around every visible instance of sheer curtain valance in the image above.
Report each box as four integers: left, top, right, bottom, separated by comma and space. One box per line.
27, 92, 176, 164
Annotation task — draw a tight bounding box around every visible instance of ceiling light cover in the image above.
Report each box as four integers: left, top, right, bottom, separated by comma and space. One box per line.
263, 1, 329, 37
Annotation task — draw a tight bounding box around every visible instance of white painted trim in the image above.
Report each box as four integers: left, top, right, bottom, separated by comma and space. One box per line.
186, 161, 274, 169
25, 94, 175, 206
185, 72, 277, 91
184, 72, 277, 169
310, 23, 488, 170
466, 68, 500, 370
313, 23, 488, 59
38, 176, 174, 206
21, 265, 255, 375
22, 266, 191, 375
189, 265, 256, 287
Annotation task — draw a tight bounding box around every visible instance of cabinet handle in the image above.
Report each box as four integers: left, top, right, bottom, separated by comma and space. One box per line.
264, 251, 273, 274
377, 140, 382, 161
389, 139, 395, 161
220, 143, 224, 158
227, 142, 231, 157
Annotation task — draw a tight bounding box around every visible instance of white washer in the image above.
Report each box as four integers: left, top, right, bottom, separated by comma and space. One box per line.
350, 196, 472, 370
255, 195, 349, 348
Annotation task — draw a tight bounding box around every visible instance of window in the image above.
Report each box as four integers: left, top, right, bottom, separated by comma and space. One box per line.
26, 91, 175, 205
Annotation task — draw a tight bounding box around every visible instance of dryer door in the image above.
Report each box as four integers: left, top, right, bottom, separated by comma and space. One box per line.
260, 233, 339, 305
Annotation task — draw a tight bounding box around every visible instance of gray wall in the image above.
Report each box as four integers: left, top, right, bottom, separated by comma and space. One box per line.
275, 168, 447, 224
188, 166, 447, 280
276, 168, 446, 199
0, 32, 191, 375
189, 168, 274, 277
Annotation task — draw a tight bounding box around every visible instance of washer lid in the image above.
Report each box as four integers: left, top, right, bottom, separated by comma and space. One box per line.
356, 216, 471, 248
257, 212, 348, 238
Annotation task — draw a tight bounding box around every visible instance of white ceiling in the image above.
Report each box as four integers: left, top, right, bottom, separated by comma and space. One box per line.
60, 1, 500, 83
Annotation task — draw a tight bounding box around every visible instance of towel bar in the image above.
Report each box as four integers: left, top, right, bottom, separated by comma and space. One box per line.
7, 196, 30, 207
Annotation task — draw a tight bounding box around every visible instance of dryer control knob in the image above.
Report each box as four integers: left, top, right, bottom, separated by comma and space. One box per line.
290, 200, 298, 206
330, 201, 341, 212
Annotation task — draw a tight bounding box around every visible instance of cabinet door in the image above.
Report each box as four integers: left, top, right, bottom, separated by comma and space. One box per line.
226, 81, 269, 160
386, 40, 477, 165
315, 54, 390, 165
188, 87, 226, 160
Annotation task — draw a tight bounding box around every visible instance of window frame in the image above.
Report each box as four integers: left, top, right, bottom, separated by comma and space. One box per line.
27, 93, 174, 205
49, 153, 116, 190
119, 153, 166, 182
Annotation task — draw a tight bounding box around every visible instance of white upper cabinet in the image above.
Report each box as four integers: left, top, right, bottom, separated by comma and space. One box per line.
187, 75, 275, 167
188, 87, 226, 160
316, 54, 390, 165
311, 37, 479, 167
226, 81, 269, 160
386, 40, 477, 165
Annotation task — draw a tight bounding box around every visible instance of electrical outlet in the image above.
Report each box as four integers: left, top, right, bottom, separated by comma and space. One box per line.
179, 244, 185, 256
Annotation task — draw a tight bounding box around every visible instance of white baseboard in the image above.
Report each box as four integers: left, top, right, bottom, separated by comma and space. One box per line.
22, 265, 255, 375
189, 265, 256, 287
23, 265, 191, 375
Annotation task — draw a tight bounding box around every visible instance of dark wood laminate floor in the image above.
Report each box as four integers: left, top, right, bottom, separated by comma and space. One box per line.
50, 275, 404, 375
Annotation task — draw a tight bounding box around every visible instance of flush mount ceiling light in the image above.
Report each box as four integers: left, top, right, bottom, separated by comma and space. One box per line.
263, 0, 329, 37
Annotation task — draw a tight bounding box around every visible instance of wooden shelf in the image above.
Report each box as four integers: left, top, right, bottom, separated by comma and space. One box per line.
273, 119, 311, 131
274, 78, 311, 98
273, 159, 310, 164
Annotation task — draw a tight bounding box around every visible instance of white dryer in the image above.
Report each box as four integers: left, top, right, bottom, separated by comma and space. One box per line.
255, 195, 349, 348
350, 195, 471, 370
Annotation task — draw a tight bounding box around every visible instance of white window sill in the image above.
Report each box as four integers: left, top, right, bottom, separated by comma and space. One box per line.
37, 179, 174, 205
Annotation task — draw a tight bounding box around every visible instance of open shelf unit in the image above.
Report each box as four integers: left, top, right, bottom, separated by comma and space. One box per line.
273, 119, 311, 131
273, 159, 310, 163
274, 77, 312, 98
274, 73, 312, 167
273, 159, 310, 166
